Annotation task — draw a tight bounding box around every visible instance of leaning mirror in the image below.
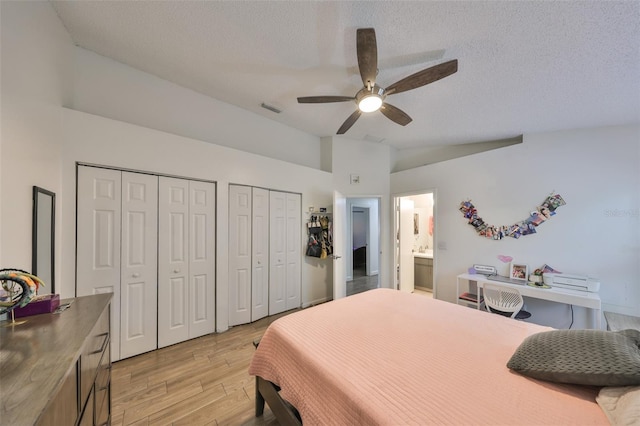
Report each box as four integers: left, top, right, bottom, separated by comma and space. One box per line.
32, 186, 55, 294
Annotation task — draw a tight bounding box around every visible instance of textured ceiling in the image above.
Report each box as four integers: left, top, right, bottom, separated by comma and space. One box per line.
50, 1, 640, 150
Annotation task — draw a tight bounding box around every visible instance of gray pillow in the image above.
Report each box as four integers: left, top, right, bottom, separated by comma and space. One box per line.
507, 329, 640, 386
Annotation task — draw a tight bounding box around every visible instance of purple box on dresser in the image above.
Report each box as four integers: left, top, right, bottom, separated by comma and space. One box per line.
13, 294, 60, 318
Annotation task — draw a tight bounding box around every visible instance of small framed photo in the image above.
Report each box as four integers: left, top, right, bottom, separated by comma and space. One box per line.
510, 263, 529, 280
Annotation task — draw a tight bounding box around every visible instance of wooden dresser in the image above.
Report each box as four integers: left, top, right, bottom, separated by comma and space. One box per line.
0, 293, 112, 425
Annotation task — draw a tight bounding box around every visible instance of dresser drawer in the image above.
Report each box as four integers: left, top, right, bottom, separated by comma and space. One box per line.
95, 379, 110, 426
95, 338, 111, 395
37, 362, 78, 426
78, 386, 95, 426
80, 307, 110, 407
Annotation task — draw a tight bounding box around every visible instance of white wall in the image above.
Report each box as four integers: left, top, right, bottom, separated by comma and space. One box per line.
72, 48, 322, 170
392, 124, 640, 328
0, 1, 73, 289
61, 109, 333, 332
332, 137, 392, 288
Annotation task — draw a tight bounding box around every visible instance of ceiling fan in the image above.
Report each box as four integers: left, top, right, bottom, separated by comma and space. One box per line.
298, 28, 458, 135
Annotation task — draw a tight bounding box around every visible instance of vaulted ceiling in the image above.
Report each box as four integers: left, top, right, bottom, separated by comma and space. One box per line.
51, 1, 639, 150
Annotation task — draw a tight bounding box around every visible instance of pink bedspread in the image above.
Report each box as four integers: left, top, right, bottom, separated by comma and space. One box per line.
249, 288, 608, 425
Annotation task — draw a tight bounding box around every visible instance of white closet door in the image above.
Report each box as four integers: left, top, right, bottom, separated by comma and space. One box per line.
251, 187, 269, 321
188, 180, 215, 339
76, 166, 122, 361
229, 185, 252, 326
285, 193, 301, 310
158, 177, 190, 347
120, 172, 158, 359
269, 191, 287, 315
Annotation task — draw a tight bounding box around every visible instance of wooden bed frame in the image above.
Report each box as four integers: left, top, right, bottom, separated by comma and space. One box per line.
253, 339, 301, 425
255, 376, 302, 426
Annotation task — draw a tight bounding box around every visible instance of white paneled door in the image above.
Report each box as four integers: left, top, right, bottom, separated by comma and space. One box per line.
77, 166, 122, 361
188, 180, 215, 340
120, 172, 158, 359
285, 193, 301, 310
228, 185, 252, 326
270, 191, 301, 315
251, 188, 270, 321
332, 190, 347, 300
158, 177, 190, 347
399, 198, 415, 293
158, 177, 215, 347
229, 187, 300, 323
269, 191, 287, 315
78, 166, 216, 360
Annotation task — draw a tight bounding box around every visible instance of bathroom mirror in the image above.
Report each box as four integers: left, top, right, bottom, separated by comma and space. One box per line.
32, 186, 55, 294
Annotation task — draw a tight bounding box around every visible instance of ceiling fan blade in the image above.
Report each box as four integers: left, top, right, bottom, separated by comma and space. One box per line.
380, 103, 412, 126
385, 59, 458, 95
297, 96, 354, 103
357, 28, 378, 88
337, 110, 362, 134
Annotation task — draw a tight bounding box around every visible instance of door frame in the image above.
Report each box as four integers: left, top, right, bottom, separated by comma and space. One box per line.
348, 205, 370, 280
392, 189, 437, 298
345, 196, 381, 288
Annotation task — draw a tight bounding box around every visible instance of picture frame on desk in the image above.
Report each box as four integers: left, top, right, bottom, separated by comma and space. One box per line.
510, 262, 528, 280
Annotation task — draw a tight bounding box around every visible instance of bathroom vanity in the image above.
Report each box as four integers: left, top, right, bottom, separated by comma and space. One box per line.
414, 251, 433, 291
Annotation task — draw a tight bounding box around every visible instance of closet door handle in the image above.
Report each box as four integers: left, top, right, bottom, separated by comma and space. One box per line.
132, 273, 140, 278
173, 269, 180, 273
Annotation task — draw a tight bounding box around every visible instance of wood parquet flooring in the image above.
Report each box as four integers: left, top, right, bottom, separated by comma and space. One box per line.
111, 311, 295, 426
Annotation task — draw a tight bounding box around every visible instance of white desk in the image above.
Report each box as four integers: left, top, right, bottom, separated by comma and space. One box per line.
456, 273, 602, 329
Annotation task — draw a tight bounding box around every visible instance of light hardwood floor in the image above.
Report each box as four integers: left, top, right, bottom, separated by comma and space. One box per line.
111, 312, 294, 426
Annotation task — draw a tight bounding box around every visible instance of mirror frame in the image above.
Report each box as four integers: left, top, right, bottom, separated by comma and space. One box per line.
32, 186, 55, 294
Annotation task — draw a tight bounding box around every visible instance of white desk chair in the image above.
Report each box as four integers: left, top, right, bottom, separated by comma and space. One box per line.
483, 283, 531, 320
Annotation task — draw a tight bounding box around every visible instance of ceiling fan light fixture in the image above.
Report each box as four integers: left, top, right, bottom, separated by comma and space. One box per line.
358, 95, 383, 112
356, 85, 385, 112
297, 28, 458, 134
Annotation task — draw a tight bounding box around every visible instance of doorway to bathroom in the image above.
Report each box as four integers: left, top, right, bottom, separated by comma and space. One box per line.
393, 191, 435, 297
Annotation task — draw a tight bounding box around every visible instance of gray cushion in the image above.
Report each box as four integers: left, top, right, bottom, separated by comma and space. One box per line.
507, 329, 640, 386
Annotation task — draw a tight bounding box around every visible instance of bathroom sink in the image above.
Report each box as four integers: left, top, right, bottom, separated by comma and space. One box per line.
413, 250, 433, 259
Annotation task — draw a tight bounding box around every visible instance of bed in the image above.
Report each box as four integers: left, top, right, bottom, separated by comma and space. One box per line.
249, 288, 638, 425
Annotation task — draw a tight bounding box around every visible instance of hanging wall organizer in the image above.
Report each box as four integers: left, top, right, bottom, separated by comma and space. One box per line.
306, 213, 333, 258
459, 193, 566, 240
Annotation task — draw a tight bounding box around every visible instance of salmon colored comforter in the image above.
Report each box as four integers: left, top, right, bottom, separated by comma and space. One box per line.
249, 288, 608, 425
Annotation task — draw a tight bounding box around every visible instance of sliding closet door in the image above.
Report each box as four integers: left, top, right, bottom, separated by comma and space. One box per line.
285, 193, 301, 310
76, 166, 122, 361
188, 180, 215, 339
252, 187, 270, 321
228, 185, 252, 326
158, 177, 190, 347
269, 191, 287, 315
120, 172, 158, 359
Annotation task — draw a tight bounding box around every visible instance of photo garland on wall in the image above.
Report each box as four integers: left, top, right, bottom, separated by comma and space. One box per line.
459, 193, 566, 240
